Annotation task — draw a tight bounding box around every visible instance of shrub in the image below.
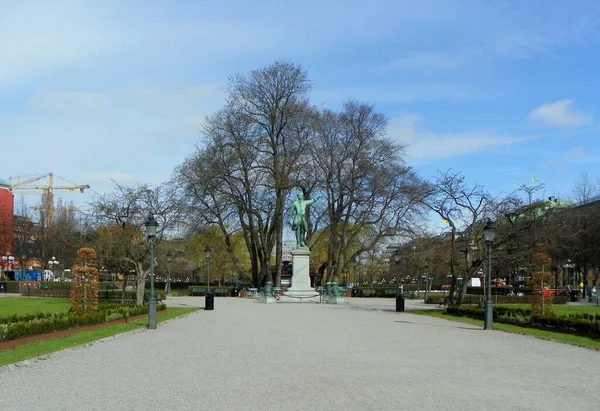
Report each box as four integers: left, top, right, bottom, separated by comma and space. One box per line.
425, 295, 445, 304
106, 311, 125, 322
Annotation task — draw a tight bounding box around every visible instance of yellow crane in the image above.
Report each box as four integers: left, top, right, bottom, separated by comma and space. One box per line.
9, 173, 90, 228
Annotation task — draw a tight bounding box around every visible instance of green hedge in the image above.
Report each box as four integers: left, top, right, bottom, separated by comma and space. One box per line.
495, 295, 570, 305
1, 281, 21, 293
355, 287, 440, 298
425, 294, 569, 305
356, 288, 398, 297
188, 286, 233, 296
0, 303, 167, 340
445, 305, 600, 337
1, 312, 105, 340
19, 289, 166, 302
99, 290, 167, 302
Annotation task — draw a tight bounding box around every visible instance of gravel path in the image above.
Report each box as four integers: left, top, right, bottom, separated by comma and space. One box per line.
1, 297, 598, 411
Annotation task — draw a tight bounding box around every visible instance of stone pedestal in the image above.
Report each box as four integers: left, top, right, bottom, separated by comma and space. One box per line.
283, 247, 319, 299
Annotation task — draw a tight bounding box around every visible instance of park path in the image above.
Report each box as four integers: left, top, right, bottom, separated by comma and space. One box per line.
1, 297, 599, 411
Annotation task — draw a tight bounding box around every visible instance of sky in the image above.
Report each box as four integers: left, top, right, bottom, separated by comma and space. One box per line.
2, 0, 599, 219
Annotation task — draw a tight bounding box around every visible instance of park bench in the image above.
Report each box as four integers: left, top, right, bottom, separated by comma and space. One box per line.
361, 289, 377, 297
190, 288, 230, 297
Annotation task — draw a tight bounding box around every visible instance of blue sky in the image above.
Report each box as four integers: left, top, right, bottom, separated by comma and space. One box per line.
1, 0, 599, 214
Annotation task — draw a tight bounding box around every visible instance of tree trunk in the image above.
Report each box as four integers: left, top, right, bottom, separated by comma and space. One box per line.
135, 261, 147, 306
120, 274, 129, 304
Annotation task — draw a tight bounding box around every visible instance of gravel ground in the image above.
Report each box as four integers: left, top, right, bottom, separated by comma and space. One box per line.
1, 297, 599, 411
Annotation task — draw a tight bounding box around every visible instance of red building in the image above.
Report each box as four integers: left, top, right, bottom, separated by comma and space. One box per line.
0, 180, 13, 255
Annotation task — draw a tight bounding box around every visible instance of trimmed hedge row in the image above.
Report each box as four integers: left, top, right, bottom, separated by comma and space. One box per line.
425, 294, 569, 305
188, 286, 234, 296
1, 312, 106, 340
19, 289, 166, 301
445, 305, 600, 337
355, 288, 400, 298
0, 303, 167, 340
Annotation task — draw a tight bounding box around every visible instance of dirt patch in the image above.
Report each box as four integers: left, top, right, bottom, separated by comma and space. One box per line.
0, 313, 150, 352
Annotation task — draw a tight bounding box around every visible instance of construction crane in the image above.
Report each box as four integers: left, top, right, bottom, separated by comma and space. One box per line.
9, 173, 90, 228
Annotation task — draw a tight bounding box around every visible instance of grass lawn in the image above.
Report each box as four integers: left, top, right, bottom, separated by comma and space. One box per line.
0, 307, 199, 367
0, 298, 71, 316
412, 309, 600, 350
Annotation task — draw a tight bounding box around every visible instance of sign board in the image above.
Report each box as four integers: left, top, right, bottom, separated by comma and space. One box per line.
468, 278, 482, 287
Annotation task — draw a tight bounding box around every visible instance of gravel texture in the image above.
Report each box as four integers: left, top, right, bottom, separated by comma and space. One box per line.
1, 297, 599, 411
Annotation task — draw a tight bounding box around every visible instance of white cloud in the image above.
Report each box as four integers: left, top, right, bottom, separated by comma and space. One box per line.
529, 100, 592, 126
388, 115, 532, 165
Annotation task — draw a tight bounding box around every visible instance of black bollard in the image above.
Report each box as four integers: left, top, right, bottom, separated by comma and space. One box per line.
396, 293, 405, 312
205, 292, 215, 310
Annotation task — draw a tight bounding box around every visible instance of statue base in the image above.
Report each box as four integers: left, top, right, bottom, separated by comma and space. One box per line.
282, 290, 320, 298
279, 292, 320, 303
324, 296, 346, 304
258, 295, 277, 304
283, 247, 319, 300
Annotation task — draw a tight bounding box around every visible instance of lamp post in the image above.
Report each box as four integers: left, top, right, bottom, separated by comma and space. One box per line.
204, 246, 214, 310
394, 253, 406, 312
424, 257, 431, 302
166, 251, 172, 296
483, 219, 496, 330
48, 256, 59, 281
20, 255, 27, 281
144, 214, 159, 330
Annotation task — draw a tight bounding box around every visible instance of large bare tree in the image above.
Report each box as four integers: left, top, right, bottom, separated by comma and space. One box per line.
175, 61, 312, 287
92, 182, 180, 305
422, 171, 492, 304
309, 102, 427, 284
571, 172, 599, 205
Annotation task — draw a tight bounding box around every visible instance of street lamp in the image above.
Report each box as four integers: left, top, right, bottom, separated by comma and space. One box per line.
2, 252, 15, 279
48, 256, 59, 281
394, 253, 406, 312
166, 251, 172, 296
204, 246, 214, 310
424, 257, 431, 302
144, 214, 159, 330
483, 219, 496, 330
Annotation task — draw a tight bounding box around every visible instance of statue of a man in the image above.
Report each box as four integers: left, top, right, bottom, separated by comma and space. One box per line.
288, 191, 320, 248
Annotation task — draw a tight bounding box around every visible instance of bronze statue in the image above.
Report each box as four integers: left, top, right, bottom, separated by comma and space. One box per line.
288, 191, 320, 248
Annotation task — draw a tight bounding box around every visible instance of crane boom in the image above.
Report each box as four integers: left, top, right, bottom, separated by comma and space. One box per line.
8, 173, 90, 227
14, 185, 90, 192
